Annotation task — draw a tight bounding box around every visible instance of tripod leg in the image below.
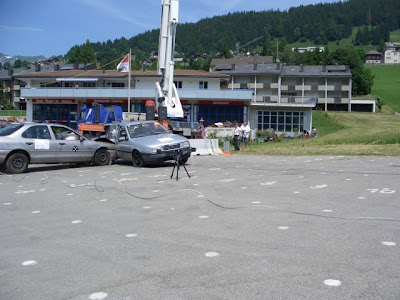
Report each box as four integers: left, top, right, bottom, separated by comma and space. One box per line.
175, 154, 180, 181
181, 163, 190, 178
170, 158, 177, 179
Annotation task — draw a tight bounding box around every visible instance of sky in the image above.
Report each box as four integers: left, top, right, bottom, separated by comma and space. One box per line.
0, 0, 337, 58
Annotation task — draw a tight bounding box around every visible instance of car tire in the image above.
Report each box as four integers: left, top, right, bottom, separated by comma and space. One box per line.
6, 152, 29, 174
94, 149, 110, 166
132, 150, 144, 167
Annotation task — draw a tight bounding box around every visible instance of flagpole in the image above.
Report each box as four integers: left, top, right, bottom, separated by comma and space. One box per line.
128, 49, 131, 113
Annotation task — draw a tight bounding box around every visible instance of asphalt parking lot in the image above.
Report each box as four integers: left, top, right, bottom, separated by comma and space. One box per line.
1, 155, 399, 300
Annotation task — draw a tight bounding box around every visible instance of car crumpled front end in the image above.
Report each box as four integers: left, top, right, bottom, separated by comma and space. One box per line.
143, 136, 194, 163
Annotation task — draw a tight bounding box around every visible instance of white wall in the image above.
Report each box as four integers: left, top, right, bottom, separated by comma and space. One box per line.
135, 77, 221, 90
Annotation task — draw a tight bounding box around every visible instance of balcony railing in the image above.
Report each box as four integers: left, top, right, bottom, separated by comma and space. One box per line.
21, 87, 253, 101
252, 95, 316, 107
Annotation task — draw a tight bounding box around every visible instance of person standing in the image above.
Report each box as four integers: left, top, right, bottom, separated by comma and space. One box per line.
233, 123, 241, 151
240, 121, 251, 147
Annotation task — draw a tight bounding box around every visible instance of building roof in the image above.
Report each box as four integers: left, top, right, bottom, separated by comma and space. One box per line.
215, 63, 282, 75
132, 69, 229, 78
210, 56, 273, 69
13, 69, 229, 80
282, 65, 351, 77
366, 50, 381, 55
213, 63, 351, 78
14, 69, 127, 79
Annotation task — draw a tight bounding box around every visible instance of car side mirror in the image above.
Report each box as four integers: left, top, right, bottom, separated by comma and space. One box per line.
80, 136, 85, 142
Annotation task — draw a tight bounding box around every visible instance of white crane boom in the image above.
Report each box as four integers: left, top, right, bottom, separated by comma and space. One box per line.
156, 0, 183, 118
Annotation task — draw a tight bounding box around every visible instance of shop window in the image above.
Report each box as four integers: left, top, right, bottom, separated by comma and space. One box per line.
257, 110, 304, 132
111, 82, 125, 88
83, 82, 96, 88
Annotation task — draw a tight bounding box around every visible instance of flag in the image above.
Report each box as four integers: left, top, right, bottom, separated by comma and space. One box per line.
117, 54, 130, 72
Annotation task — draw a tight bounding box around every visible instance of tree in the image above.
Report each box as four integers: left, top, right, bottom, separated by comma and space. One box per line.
66, 46, 81, 63
80, 40, 97, 63
220, 42, 232, 58
13, 59, 22, 68
3, 62, 11, 70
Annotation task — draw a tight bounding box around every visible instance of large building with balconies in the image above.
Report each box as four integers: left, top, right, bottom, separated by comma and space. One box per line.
211, 60, 376, 133
15, 68, 252, 129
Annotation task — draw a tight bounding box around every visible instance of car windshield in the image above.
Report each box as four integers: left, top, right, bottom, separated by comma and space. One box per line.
0, 124, 24, 136
128, 122, 168, 138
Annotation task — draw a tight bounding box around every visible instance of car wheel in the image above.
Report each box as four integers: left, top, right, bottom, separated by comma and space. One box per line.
132, 150, 144, 167
94, 149, 110, 166
6, 152, 29, 174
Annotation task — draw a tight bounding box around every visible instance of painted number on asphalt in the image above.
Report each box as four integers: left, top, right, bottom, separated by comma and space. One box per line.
367, 188, 396, 194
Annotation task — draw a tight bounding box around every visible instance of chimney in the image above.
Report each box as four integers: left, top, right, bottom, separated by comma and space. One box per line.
35, 64, 41, 72
231, 64, 235, 71
102, 68, 105, 74
73, 63, 78, 70
253, 63, 258, 70
322, 65, 327, 72
276, 62, 281, 70
300, 64, 304, 72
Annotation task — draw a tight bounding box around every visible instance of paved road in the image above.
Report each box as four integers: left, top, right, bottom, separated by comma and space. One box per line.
1, 155, 399, 300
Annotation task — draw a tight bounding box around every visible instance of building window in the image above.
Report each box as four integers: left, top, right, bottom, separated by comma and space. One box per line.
83, 82, 96, 87
111, 82, 125, 88
257, 110, 304, 132
174, 81, 182, 89
199, 81, 208, 89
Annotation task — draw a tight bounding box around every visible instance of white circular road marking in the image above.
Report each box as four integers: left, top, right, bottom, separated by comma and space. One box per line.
125, 233, 138, 238
205, 252, 220, 257
324, 279, 342, 287
71, 220, 82, 224
89, 292, 108, 300
382, 241, 396, 246
22, 260, 37, 266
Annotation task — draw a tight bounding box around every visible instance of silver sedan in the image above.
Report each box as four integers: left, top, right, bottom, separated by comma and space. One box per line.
113, 121, 194, 167
0, 123, 114, 174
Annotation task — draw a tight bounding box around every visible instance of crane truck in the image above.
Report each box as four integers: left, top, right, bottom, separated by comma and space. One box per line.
155, 0, 200, 137
78, 0, 200, 138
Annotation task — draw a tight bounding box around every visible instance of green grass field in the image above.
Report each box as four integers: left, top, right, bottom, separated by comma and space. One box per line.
368, 65, 400, 113
390, 29, 400, 42
237, 111, 400, 156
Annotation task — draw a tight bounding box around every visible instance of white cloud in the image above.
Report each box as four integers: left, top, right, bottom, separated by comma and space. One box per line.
0, 25, 44, 32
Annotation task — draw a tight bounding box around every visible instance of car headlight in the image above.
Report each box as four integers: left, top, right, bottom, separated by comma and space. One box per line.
148, 145, 161, 154
179, 141, 190, 148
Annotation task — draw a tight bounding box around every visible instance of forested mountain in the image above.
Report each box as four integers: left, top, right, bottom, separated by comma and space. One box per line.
68, 0, 399, 67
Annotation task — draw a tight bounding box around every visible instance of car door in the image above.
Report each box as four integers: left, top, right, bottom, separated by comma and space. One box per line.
51, 125, 93, 163
115, 125, 132, 161
20, 125, 58, 163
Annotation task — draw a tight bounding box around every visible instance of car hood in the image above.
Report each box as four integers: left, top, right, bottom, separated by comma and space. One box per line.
132, 133, 188, 147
